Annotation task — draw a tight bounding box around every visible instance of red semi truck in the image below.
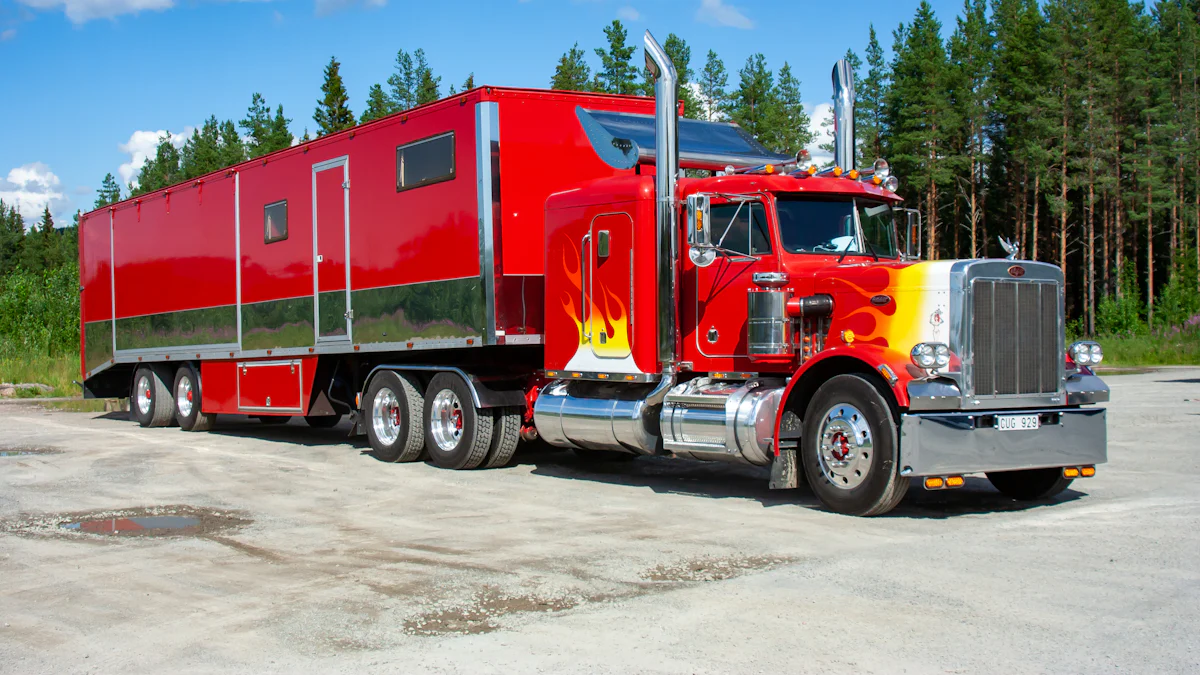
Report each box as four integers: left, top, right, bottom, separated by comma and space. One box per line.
79, 32, 1109, 515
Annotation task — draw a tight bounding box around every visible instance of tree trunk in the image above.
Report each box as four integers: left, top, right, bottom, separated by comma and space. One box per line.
1017, 162, 1027, 260
1147, 151, 1155, 328
1032, 173, 1040, 262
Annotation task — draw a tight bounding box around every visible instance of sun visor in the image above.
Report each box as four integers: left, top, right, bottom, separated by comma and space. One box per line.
577, 107, 792, 171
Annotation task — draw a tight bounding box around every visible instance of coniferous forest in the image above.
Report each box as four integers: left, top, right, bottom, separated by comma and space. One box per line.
3, 0, 1200, 379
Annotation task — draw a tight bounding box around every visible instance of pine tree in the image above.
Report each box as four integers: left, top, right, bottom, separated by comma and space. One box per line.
768, 62, 813, 157
461, 73, 475, 91
593, 20, 638, 95
947, 0, 991, 258
698, 50, 729, 121
181, 116, 223, 178
361, 84, 394, 123
314, 56, 356, 137
387, 49, 417, 110
730, 54, 777, 142
663, 34, 702, 119
132, 133, 183, 196
413, 49, 441, 104
0, 201, 24, 276
95, 173, 122, 208
859, 25, 889, 165
218, 120, 246, 167
551, 43, 592, 91
267, 105, 293, 151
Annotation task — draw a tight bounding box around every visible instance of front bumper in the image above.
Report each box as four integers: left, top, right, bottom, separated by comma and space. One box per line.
898, 407, 1106, 477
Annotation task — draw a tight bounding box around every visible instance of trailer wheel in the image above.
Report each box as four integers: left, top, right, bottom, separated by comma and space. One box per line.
986, 468, 1073, 501
173, 364, 216, 432
423, 373, 492, 470
482, 407, 521, 468
364, 370, 425, 463
305, 414, 343, 429
800, 374, 909, 516
254, 416, 291, 425
132, 365, 174, 428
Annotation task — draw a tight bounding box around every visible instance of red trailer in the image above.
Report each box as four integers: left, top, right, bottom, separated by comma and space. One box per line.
80, 32, 1109, 515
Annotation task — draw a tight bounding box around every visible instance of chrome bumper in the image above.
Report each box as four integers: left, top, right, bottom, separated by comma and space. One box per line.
898, 407, 1106, 477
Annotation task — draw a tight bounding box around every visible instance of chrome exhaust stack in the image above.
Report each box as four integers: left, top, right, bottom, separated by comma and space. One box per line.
832, 58, 856, 172
644, 30, 679, 370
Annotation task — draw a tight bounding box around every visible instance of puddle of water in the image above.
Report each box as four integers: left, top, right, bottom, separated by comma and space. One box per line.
0, 445, 61, 457
60, 515, 201, 534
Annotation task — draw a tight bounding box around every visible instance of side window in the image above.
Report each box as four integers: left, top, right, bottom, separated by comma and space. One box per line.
264, 200, 287, 244
396, 132, 455, 192
711, 201, 772, 256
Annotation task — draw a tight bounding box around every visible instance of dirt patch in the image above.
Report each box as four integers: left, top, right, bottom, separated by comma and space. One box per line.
2, 505, 251, 539
0, 445, 62, 457
644, 554, 795, 583
404, 587, 583, 636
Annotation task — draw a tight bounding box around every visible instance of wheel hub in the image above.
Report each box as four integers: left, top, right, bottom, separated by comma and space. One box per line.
371, 387, 401, 445
430, 390, 464, 452
817, 403, 873, 490
136, 375, 153, 416
176, 377, 194, 418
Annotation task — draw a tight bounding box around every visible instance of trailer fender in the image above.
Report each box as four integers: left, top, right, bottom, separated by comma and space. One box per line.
771, 345, 911, 460
360, 365, 527, 411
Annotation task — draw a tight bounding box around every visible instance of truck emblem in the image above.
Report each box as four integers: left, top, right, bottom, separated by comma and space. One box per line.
930, 309, 945, 327
1008, 265, 1026, 278
870, 294, 891, 306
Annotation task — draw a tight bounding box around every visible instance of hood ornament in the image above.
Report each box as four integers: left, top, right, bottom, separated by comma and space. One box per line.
998, 236, 1020, 261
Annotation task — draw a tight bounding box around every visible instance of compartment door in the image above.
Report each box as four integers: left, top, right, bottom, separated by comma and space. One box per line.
237, 360, 304, 413
584, 213, 634, 365
313, 157, 351, 342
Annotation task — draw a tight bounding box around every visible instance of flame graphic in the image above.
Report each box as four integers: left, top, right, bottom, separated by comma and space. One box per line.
827, 262, 951, 352
560, 238, 632, 360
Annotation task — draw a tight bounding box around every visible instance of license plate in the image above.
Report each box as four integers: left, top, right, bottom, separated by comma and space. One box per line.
996, 414, 1040, 432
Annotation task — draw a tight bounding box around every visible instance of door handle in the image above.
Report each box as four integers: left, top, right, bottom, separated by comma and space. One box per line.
317, 254, 324, 263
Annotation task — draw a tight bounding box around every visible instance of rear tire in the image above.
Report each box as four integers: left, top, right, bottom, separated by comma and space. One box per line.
423, 373, 492, 470
173, 364, 216, 432
800, 374, 908, 516
986, 468, 1073, 500
364, 371, 425, 463
305, 414, 343, 429
132, 365, 174, 428
482, 407, 521, 468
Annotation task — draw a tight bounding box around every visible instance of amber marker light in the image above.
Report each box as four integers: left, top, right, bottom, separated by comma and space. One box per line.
624, 375, 636, 381
806, 165, 818, 175
1064, 467, 1081, 478
872, 176, 883, 185
946, 476, 965, 488
848, 169, 859, 179
924, 477, 945, 489
832, 166, 843, 177
1081, 466, 1096, 477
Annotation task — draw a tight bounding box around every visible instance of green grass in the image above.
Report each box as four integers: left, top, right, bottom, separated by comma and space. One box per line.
1095, 330, 1200, 367
0, 351, 79, 397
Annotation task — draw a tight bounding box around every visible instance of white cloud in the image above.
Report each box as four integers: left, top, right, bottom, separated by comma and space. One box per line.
0, 162, 72, 227
16, 0, 174, 24
616, 5, 638, 21
696, 0, 752, 30
117, 127, 193, 188
805, 102, 834, 168
0, 28, 15, 41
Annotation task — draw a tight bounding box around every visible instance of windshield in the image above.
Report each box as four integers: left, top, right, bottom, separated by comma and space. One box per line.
775, 197, 897, 258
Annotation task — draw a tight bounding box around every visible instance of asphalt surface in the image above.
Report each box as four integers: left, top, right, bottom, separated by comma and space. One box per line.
1, 369, 1197, 674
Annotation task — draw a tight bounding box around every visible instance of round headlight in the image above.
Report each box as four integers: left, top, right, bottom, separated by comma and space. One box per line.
1090, 343, 1103, 364
1075, 352, 1092, 365
883, 175, 899, 192
912, 343, 949, 371
1069, 340, 1102, 367
873, 159, 890, 179
934, 344, 950, 367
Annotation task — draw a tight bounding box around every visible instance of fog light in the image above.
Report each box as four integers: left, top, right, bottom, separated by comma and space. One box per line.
924, 477, 945, 490
1063, 467, 1080, 478
946, 475, 965, 488
911, 342, 950, 372
1081, 466, 1096, 477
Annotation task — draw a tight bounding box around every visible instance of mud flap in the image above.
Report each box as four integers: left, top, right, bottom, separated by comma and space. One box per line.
769, 445, 799, 489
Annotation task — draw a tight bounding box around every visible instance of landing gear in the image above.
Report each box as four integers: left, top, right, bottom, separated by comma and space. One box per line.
986, 468, 1074, 500
801, 374, 908, 516
132, 365, 174, 428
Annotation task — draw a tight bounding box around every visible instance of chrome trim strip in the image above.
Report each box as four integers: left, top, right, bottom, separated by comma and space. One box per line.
476, 101, 500, 346
542, 370, 662, 383
109, 208, 116, 357
116, 343, 240, 358
235, 171, 243, 349
312, 155, 351, 344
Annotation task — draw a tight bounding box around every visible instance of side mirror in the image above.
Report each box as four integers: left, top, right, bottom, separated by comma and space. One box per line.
902, 208, 923, 260
686, 193, 716, 267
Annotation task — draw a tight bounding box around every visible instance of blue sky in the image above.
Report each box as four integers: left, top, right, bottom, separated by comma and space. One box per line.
0, 0, 969, 225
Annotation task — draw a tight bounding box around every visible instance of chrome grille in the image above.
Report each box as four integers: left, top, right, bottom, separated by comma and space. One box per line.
970, 279, 1060, 397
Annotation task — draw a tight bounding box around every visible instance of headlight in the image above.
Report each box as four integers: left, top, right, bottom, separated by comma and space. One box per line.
883, 175, 899, 192
1069, 340, 1103, 366
911, 342, 950, 371
873, 159, 890, 179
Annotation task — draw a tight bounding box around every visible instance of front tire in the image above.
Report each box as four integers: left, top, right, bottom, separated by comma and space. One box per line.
423, 373, 492, 470
364, 371, 425, 463
986, 468, 1073, 500
800, 374, 908, 516
174, 364, 216, 432
132, 365, 174, 428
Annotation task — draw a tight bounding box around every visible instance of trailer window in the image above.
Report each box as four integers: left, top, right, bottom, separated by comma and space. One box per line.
264, 200, 287, 244
396, 132, 455, 192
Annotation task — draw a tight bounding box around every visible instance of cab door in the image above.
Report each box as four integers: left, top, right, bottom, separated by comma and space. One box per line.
689, 198, 779, 361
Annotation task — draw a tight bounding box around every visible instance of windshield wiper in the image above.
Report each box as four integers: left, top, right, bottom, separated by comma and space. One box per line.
863, 237, 880, 262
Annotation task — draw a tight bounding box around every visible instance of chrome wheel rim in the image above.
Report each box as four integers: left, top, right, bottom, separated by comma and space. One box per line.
817, 403, 873, 490
176, 376, 194, 418
429, 389, 464, 452
372, 387, 401, 446
136, 375, 153, 416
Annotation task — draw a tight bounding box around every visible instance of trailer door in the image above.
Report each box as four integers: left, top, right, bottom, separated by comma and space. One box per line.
313, 157, 351, 342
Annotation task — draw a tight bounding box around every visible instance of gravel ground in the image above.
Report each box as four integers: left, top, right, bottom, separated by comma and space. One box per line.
0, 369, 1197, 674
